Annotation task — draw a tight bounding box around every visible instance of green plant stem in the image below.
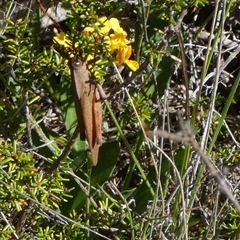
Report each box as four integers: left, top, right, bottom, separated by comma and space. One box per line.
208, 72, 240, 153
173, 145, 191, 232
105, 100, 155, 197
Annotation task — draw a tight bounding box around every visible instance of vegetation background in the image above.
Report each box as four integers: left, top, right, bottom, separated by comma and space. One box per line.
0, 0, 240, 239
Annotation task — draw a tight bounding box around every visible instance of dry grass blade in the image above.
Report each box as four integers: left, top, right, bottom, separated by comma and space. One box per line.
147, 117, 240, 213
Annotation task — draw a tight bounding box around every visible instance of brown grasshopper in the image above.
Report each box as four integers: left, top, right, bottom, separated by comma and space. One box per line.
35, 0, 113, 165
69, 57, 104, 166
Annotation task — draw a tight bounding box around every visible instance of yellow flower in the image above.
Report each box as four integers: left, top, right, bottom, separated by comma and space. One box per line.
98, 17, 113, 35
115, 45, 139, 71
53, 17, 139, 73
82, 17, 122, 36
53, 32, 72, 48
110, 30, 129, 53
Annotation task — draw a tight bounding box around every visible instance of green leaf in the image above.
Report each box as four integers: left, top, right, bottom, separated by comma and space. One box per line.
91, 140, 119, 184
133, 167, 156, 214
57, 74, 86, 164
144, 55, 176, 101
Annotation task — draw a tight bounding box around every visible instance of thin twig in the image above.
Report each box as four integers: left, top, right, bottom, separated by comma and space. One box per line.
148, 122, 240, 213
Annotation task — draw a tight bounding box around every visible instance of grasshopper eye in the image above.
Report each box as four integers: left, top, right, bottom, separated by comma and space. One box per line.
71, 58, 83, 69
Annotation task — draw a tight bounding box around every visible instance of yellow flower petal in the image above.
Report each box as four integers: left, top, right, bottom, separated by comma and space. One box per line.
99, 17, 111, 35
83, 17, 112, 36
97, 17, 121, 35
82, 26, 94, 36
110, 39, 130, 53
124, 45, 132, 60
99, 16, 108, 23
110, 28, 128, 41
125, 60, 139, 71
115, 45, 132, 65
115, 48, 125, 65
110, 30, 130, 53
108, 18, 121, 30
